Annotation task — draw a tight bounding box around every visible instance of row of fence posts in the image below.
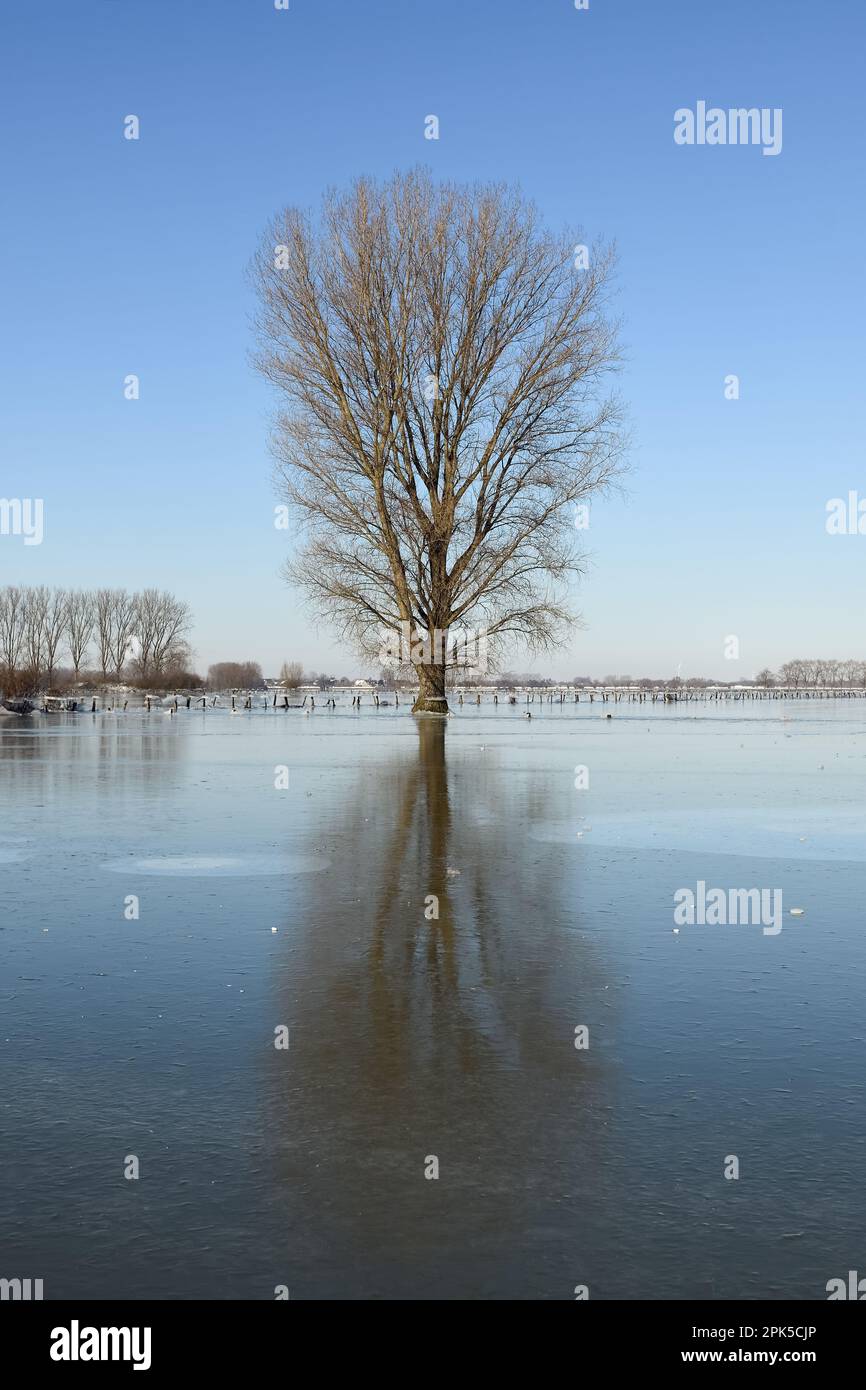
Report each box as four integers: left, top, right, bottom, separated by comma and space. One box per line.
41, 685, 866, 714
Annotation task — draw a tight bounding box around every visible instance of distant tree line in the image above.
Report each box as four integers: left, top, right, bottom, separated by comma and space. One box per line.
201, 659, 866, 692
0, 585, 196, 694
413, 663, 866, 690
757, 659, 866, 689
206, 661, 266, 691
585, 664, 866, 689
206, 664, 371, 691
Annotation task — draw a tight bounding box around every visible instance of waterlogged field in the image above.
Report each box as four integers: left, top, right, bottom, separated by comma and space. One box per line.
1, 701, 864, 1300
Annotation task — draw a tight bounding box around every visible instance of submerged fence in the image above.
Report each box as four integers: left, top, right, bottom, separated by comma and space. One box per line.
22, 684, 866, 714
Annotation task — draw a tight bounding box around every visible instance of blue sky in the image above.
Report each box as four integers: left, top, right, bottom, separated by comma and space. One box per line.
2, 0, 863, 679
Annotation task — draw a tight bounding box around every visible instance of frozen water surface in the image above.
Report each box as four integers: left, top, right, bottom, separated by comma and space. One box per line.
1, 701, 864, 1299
101, 853, 329, 877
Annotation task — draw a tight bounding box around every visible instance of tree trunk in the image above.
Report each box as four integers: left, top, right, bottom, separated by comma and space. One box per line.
413, 661, 449, 715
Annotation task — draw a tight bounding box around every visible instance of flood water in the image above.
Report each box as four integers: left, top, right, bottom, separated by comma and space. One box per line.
1, 701, 865, 1299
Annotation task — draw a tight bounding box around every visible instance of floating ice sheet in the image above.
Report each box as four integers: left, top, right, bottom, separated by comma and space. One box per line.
100, 852, 329, 878
529, 808, 866, 862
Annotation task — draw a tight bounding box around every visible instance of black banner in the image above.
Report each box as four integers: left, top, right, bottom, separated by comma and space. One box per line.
1, 1299, 861, 1375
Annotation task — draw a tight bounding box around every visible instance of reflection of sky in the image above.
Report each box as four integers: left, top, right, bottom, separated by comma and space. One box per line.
0, 836, 33, 863
531, 808, 866, 863
101, 852, 329, 877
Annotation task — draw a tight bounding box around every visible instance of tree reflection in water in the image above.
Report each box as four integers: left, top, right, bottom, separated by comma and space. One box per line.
266, 718, 613, 1298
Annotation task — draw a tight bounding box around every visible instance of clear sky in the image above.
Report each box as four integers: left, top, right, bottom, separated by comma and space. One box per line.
2, 0, 863, 679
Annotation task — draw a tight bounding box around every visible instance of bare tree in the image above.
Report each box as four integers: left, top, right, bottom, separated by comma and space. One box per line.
42, 587, 67, 686
132, 587, 159, 678
108, 589, 138, 680
279, 660, 304, 688
207, 661, 265, 691
133, 589, 192, 678
149, 592, 192, 675
253, 170, 625, 712
66, 589, 96, 678
840, 659, 860, 688
779, 660, 805, 689
0, 585, 25, 672
95, 587, 136, 682
96, 588, 114, 680
22, 586, 50, 685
